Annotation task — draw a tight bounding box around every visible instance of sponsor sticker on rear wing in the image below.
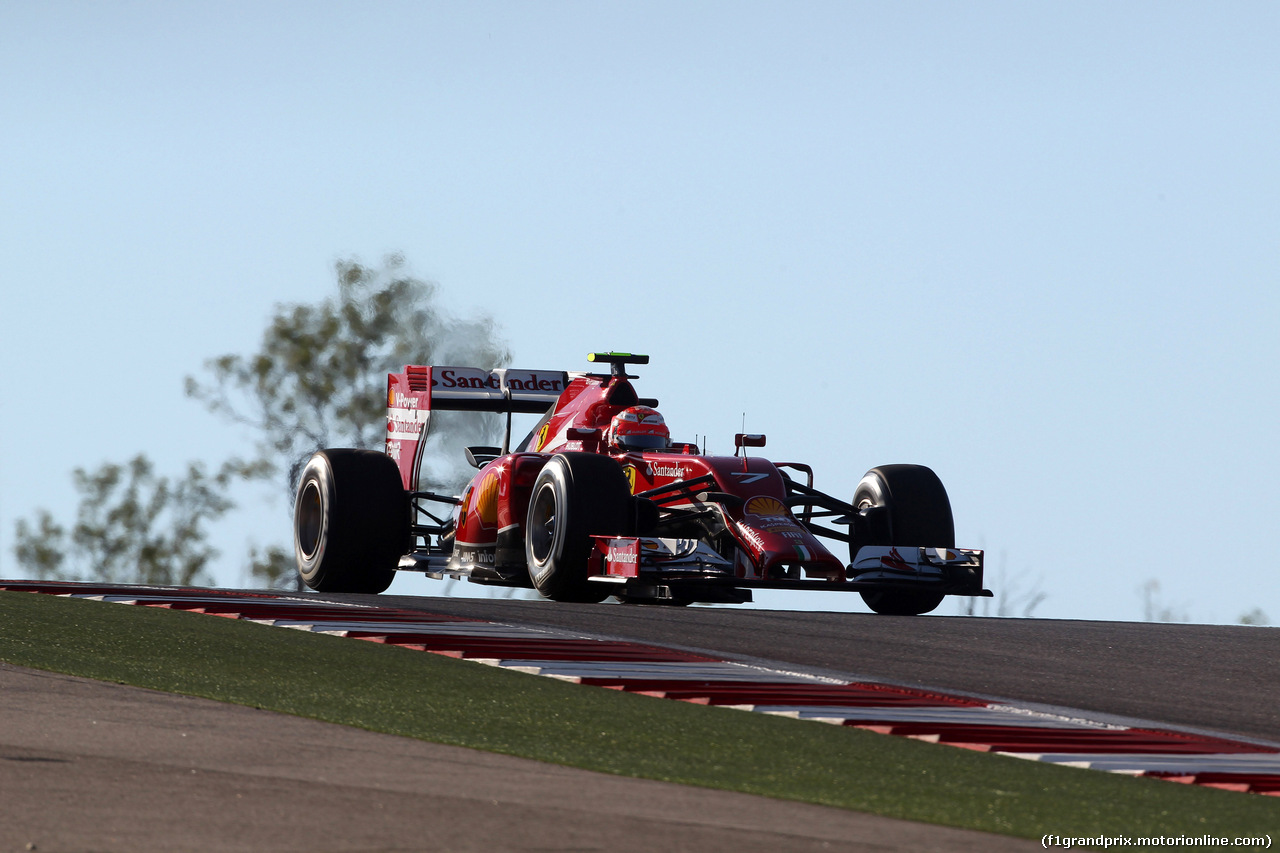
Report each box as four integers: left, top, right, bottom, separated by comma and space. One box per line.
430, 367, 568, 411
386, 366, 569, 488
393, 366, 568, 412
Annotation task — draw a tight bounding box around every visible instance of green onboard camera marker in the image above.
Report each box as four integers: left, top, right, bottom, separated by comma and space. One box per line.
588, 351, 649, 377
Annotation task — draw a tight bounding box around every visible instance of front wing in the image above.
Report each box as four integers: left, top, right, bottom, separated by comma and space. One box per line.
584, 536, 991, 603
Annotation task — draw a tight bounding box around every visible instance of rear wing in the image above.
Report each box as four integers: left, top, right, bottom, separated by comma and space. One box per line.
386, 366, 567, 489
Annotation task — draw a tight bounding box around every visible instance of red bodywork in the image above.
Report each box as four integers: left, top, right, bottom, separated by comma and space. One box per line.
386, 365, 845, 583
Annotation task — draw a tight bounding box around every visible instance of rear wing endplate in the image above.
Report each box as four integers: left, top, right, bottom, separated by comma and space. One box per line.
386, 366, 567, 489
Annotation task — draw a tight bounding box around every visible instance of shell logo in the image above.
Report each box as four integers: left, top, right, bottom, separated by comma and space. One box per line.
475, 473, 499, 526
744, 496, 788, 518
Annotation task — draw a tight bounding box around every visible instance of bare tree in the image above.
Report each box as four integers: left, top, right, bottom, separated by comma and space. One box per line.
956, 551, 1047, 618
1140, 579, 1189, 622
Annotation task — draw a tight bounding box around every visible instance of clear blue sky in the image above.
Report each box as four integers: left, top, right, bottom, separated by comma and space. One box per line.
3, 2, 1277, 623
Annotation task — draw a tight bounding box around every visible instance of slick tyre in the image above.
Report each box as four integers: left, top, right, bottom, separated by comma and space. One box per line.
294, 449, 409, 594
852, 464, 953, 616
525, 453, 631, 603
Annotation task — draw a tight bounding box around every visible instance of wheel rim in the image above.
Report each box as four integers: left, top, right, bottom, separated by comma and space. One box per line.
528, 482, 557, 566
854, 493, 890, 547
297, 481, 323, 560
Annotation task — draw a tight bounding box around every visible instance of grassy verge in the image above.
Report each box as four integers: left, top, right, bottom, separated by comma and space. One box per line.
1, 590, 1275, 839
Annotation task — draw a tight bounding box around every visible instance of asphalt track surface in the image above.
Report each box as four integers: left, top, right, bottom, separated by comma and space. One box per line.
1, 662, 1038, 852
362, 594, 1280, 744
6, 589, 1277, 852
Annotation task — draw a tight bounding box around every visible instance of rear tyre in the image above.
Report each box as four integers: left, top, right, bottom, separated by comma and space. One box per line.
525, 453, 631, 602
294, 449, 409, 594
852, 465, 952, 616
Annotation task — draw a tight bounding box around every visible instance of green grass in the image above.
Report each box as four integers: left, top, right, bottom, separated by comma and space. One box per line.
1, 590, 1276, 840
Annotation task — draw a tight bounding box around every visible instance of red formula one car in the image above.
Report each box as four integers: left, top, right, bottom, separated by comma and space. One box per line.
293, 353, 989, 614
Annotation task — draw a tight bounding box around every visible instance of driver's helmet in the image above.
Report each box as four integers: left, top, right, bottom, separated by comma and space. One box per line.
607, 406, 671, 451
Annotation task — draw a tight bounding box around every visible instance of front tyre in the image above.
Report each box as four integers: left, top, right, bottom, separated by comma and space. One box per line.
852, 464, 953, 616
294, 449, 408, 594
525, 453, 630, 602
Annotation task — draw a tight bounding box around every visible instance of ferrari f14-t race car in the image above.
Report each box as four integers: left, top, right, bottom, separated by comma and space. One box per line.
293, 353, 990, 614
